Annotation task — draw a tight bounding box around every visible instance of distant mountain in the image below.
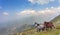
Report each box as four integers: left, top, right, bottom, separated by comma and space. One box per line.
15, 24, 34, 33
0, 15, 35, 35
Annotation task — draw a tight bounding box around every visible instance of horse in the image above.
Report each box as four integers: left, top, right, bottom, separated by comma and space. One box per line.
34, 22, 45, 32
44, 22, 55, 31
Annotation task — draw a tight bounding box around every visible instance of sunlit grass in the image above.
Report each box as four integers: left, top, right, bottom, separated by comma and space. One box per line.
20, 25, 60, 35
31, 29, 60, 35
12, 24, 60, 35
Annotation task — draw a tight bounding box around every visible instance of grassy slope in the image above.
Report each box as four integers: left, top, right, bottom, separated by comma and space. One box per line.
12, 28, 60, 35
51, 15, 60, 23
31, 15, 60, 35
51, 15, 60, 29
32, 29, 60, 35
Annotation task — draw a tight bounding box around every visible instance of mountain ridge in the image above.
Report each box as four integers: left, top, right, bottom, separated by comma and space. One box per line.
51, 15, 60, 23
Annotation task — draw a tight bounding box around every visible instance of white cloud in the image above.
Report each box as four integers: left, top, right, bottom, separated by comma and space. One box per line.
28, 0, 55, 5
16, 7, 60, 16
51, 6, 54, 9
16, 7, 60, 23
3, 12, 9, 16
39, 7, 60, 15
16, 10, 37, 16
36, 7, 60, 22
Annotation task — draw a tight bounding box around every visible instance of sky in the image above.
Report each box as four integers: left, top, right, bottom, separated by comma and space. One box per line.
0, 0, 60, 23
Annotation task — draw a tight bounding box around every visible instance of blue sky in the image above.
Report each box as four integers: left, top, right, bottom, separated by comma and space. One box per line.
0, 0, 59, 12
0, 0, 60, 23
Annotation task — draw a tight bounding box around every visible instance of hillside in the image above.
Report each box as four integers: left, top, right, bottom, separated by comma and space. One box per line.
51, 15, 60, 24
12, 28, 60, 35
11, 15, 60, 35
51, 15, 60, 28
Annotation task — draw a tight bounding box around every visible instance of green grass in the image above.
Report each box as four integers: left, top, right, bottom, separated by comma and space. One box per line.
14, 28, 60, 35
31, 25, 60, 35
12, 25, 60, 35
31, 29, 60, 35
12, 27, 60, 35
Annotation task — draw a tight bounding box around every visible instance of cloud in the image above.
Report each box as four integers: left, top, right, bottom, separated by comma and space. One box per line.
16, 10, 37, 16
38, 6, 60, 16
36, 7, 60, 22
16, 7, 60, 16
16, 7, 60, 22
3, 12, 9, 16
28, 0, 55, 5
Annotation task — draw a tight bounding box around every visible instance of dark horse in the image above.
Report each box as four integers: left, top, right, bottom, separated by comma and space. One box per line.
44, 22, 55, 31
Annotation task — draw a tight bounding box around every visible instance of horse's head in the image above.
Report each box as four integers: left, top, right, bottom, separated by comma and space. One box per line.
44, 21, 48, 25
35, 22, 37, 24
44, 21, 47, 23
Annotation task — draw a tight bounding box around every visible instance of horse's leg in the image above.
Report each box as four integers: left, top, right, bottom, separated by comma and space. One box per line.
50, 26, 52, 31
44, 27, 46, 31
46, 28, 49, 31
44, 26, 47, 31
39, 29, 41, 32
46, 27, 49, 31
45, 27, 47, 31
37, 29, 39, 32
36, 28, 38, 32
41, 27, 43, 31
37, 28, 40, 32
42, 27, 45, 31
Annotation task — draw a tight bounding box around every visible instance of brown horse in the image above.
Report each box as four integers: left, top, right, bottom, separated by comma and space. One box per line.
44, 22, 55, 31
